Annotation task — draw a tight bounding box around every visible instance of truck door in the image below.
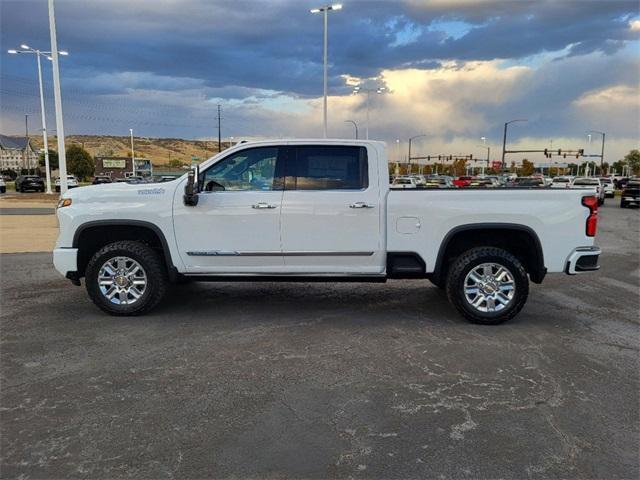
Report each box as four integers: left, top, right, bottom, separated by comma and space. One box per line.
280, 144, 384, 274
173, 146, 285, 273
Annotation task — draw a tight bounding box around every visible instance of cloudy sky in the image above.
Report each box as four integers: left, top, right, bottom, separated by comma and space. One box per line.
1, 0, 638, 163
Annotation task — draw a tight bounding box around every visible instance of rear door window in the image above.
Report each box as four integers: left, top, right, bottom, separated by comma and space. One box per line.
288, 146, 368, 190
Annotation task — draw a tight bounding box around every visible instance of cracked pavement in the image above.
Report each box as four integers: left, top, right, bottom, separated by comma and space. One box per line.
1, 203, 638, 478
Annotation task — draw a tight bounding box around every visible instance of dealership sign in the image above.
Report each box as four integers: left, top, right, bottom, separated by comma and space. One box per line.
103, 159, 126, 168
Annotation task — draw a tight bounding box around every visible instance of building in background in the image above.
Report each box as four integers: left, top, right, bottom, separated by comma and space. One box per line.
94, 156, 153, 179
0, 134, 38, 171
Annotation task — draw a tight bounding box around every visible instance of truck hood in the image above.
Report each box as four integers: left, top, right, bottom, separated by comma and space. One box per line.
62, 179, 182, 204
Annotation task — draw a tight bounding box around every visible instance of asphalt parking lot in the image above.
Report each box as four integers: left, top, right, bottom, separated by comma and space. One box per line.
1, 203, 638, 479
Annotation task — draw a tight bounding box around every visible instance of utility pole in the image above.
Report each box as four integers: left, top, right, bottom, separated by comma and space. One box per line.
217, 104, 222, 152
48, 0, 68, 194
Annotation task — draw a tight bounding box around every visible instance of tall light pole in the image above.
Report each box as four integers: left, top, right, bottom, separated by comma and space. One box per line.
310, 4, 342, 138
480, 137, 490, 176
408, 134, 426, 173
129, 129, 136, 176
8, 46, 67, 193
587, 130, 605, 174
47, 0, 69, 194
344, 120, 358, 139
353, 85, 385, 140
501, 119, 527, 171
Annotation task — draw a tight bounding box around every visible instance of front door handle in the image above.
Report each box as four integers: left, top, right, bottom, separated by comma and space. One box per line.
350, 202, 375, 209
252, 202, 277, 209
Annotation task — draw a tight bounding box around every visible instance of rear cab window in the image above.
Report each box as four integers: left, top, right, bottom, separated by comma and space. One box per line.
287, 145, 368, 190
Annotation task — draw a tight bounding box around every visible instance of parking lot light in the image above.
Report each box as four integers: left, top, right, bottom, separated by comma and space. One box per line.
310, 4, 342, 138
6, 43, 68, 194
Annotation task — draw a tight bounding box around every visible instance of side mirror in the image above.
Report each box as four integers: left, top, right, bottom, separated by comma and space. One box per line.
183, 168, 199, 206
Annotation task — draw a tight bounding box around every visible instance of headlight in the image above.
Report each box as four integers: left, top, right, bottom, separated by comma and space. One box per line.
57, 198, 72, 208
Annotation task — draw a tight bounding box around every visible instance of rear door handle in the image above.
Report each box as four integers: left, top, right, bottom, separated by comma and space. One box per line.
252, 202, 277, 209
350, 202, 375, 209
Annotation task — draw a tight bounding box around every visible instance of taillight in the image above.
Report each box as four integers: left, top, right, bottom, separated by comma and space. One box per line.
582, 195, 598, 237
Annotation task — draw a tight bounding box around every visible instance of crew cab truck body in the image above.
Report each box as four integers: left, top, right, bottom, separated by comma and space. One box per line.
54, 140, 601, 324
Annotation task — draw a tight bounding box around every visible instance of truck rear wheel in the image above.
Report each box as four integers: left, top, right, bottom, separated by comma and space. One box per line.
445, 247, 529, 325
85, 240, 168, 316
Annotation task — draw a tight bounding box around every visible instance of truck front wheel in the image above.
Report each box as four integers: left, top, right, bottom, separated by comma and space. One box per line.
85, 240, 168, 316
445, 247, 529, 325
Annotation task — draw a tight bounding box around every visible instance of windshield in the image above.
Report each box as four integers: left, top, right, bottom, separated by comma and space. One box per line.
574, 179, 598, 185
553, 178, 570, 183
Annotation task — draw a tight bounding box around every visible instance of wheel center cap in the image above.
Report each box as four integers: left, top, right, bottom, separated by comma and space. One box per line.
115, 275, 128, 287
484, 281, 497, 293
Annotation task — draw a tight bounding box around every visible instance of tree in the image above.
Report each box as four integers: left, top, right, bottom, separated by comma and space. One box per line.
624, 149, 640, 175
66, 145, 95, 181
451, 158, 467, 177
520, 159, 535, 176
39, 149, 59, 170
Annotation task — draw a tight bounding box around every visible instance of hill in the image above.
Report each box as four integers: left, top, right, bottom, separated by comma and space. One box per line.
28, 135, 222, 166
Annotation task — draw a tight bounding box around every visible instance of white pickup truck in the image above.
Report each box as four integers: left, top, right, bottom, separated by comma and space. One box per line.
54, 140, 601, 324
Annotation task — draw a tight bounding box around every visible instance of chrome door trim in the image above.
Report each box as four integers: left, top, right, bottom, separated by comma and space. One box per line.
187, 251, 374, 257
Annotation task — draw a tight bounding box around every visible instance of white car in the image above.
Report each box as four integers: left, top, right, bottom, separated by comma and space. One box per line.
55, 175, 79, 192
391, 176, 417, 189
598, 177, 615, 198
550, 176, 572, 189
571, 177, 605, 205
53, 139, 601, 325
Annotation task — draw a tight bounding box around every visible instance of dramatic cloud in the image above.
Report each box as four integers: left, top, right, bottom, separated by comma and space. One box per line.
1, 0, 638, 163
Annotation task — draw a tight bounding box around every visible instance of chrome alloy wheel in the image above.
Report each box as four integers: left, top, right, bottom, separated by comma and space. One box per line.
463, 263, 516, 313
98, 256, 147, 305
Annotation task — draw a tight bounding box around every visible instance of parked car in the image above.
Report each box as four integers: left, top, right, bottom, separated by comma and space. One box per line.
15, 175, 45, 192
423, 176, 453, 188
468, 177, 495, 188
513, 177, 546, 188
92, 175, 112, 185
391, 176, 418, 189
620, 179, 640, 208
453, 176, 472, 187
571, 177, 605, 206
0, 178, 5, 194
598, 177, 615, 198
55, 176, 79, 192
54, 139, 601, 325
550, 177, 572, 189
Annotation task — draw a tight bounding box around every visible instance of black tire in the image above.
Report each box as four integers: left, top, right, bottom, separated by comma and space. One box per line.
85, 240, 168, 316
15, 184, 20, 193
0, 187, 5, 193
620, 199, 627, 208
445, 247, 529, 325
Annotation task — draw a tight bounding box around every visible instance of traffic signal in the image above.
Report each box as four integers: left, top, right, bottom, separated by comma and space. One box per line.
544, 148, 548, 158
469, 154, 473, 160
578, 148, 584, 157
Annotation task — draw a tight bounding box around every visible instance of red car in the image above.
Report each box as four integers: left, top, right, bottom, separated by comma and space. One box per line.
453, 176, 472, 187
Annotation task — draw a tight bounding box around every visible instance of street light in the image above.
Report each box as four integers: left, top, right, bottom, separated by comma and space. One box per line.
129, 129, 136, 176
353, 85, 385, 140
344, 120, 358, 139
408, 134, 426, 174
310, 4, 342, 138
501, 119, 527, 170
48, 0, 69, 194
586, 130, 605, 174
8, 45, 68, 193
479, 137, 490, 176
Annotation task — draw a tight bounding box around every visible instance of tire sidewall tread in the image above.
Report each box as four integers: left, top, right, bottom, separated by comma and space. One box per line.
85, 240, 167, 316
445, 246, 529, 325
